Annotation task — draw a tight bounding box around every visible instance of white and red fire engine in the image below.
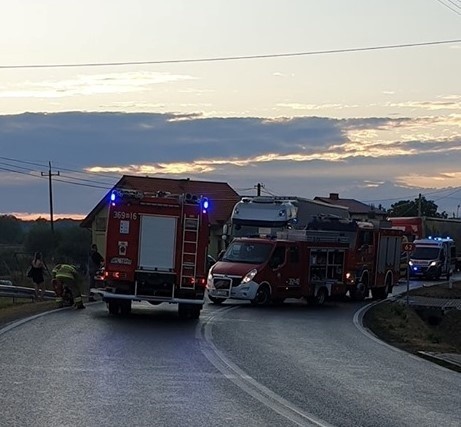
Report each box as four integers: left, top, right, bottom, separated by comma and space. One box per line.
208, 220, 402, 306
91, 189, 210, 319
207, 230, 350, 306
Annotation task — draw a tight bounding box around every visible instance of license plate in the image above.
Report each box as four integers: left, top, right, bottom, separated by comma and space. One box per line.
215, 290, 227, 296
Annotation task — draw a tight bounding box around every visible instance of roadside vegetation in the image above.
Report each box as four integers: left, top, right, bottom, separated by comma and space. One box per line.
0, 215, 90, 281
0, 215, 91, 327
363, 281, 461, 360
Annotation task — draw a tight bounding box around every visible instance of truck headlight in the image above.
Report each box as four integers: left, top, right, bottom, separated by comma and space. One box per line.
429, 261, 438, 267
242, 269, 257, 284
408, 261, 413, 266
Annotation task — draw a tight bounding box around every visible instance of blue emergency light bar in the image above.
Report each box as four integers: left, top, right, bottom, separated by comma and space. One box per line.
428, 236, 451, 241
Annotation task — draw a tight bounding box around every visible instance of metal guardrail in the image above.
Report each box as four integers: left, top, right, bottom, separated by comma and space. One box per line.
0, 285, 55, 301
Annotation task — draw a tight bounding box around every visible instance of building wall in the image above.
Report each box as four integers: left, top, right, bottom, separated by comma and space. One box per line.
91, 205, 109, 257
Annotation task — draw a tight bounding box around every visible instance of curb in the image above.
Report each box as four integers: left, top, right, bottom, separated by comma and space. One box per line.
354, 298, 461, 373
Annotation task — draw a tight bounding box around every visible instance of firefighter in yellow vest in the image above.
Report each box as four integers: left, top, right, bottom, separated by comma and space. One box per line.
52, 264, 85, 309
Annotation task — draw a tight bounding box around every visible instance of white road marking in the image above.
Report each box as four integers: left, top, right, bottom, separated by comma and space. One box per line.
197, 306, 334, 427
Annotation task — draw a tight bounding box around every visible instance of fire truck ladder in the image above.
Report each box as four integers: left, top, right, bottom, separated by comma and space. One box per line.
180, 216, 200, 288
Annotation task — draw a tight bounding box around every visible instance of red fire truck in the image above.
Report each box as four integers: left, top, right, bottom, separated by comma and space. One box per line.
91, 189, 210, 319
207, 230, 350, 306
308, 217, 403, 300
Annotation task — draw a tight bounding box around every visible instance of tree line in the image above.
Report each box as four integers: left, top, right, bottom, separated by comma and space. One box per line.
0, 215, 91, 278
387, 196, 449, 218
0, 195, 450, 278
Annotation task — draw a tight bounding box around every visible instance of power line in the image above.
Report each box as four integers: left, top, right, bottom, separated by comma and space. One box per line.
434, 0, 461, 15
1, 39, 460, 70
0, 163, 113, 191
0, 156, 121, 182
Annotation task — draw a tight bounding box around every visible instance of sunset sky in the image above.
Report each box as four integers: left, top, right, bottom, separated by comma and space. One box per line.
0, 0, 460, 220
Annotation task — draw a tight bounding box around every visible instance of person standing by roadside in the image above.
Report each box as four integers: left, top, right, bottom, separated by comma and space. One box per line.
30, 252, 45, 301
88, 244, 104, 302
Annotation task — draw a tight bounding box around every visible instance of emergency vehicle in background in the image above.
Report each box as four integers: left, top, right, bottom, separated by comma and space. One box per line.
207, 218, 402, 305
307, 217, 403, 300
210, 197, 402, 305
91, 189, 210, 319
408, 237, 455, 280
389, 216, 461, 271
207, 230, 350, 306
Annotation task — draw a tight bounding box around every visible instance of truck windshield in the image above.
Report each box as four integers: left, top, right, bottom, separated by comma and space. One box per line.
412, 247, 441, 260
222, 242, 272, 264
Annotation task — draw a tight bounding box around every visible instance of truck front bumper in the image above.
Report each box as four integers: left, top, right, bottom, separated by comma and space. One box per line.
207, 279, 259, 301
91, 288, 204, 305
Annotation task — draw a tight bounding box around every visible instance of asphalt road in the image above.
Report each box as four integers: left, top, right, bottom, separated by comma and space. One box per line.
0, 276, 460, 427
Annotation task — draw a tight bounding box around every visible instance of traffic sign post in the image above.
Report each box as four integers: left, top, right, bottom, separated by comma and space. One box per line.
406, 252, 410, 305
402, 242, 415, 305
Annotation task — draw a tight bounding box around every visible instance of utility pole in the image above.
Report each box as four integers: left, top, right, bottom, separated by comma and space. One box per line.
41, 161, 60, 232
417, 193, 422, 217
255, 183, 263, 196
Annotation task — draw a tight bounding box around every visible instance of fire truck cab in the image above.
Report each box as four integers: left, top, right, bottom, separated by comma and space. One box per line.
207, 230, 349, 306
91, 189, 210, 319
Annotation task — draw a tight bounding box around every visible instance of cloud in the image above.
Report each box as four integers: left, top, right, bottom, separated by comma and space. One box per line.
276, 103, 358, 111
385, 97, 461, 111
0, 72, 196, 99
0, 111, 460, 218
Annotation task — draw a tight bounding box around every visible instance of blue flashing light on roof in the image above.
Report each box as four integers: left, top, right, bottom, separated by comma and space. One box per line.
201, 197, 209, 213
110, 191, 117, 206
429, 235, 452, 241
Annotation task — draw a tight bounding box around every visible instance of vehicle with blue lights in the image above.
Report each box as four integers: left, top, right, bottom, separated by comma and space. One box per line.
91, 189, 210, 319
409, 237, 455, 280
389, 216, 461, 270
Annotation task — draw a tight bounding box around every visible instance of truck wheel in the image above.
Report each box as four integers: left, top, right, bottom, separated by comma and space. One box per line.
314, 288, 327, 306
208, 295, 226, 305
373, 275, 393, 300
350, 281, 368, 301
251, 284, 270, 306
371, 287, 386, 300
178, 304, 201, 320
191, 305, 202, 319
107, 300, 120, 315
178, 304, 189, 319
120, 300, 132, 315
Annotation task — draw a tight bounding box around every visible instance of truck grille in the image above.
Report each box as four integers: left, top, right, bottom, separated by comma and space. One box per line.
213, 276, 242, 289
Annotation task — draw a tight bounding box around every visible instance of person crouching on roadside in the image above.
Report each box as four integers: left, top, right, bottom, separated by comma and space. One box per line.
52, 263, 85, 310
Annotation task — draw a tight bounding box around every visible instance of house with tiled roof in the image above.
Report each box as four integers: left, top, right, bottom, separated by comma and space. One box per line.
313, 193, 388, 221
80, 175, 240, 257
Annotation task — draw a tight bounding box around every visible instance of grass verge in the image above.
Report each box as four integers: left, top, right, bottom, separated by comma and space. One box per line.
363, 280, 461, 372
